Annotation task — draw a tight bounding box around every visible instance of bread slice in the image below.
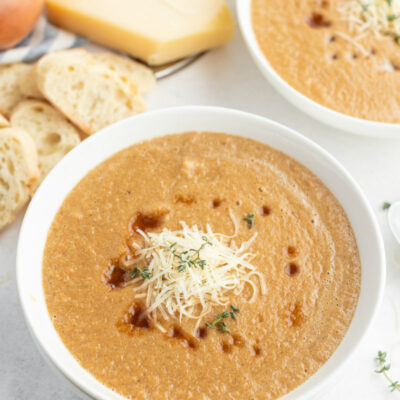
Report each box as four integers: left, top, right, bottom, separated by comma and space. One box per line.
10, 100, 81, 181
0, 63, 31, 117
36, 50, 146, 135
93, 52, 155, 94
0, 113, 9, 128
19, 48, 90, 100
0, 127, 39, 230
18, 65, 45, 100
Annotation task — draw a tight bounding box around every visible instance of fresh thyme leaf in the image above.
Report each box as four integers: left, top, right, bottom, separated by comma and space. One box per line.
130, 262, 151, 280
202, 236, 213, 246
178, 264, 186, 272
165, 236, 212, 272
138, 268, 151, 279
206, 306, 240, 334
218, 311, 230, 320
130, 262, 139, 278
375, 351, 400, 392
391, 381, 400, 392
377, 351, 387, 363
387, 0, 393, 6
216, 321, 231, 334
376, 364, 391, 373
229, 305, 240, 319
164, 242, 176, 251
362, 3, 370, 11
244, 213, 255, 228
130, 269, 137, 279
388, 14, 399, 22
382, 202, 391, 210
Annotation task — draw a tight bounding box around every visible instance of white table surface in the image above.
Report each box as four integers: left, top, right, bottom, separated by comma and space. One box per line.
1, 3, 400, 399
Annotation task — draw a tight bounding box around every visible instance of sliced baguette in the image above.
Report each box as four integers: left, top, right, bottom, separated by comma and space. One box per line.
0, 63, 31, 117
0, 127, 39, 230
20, 49, 93, 102
0, 113, 9, 128
10, 100, 81, 181
36, 50, 146, 134
18, 65, 45, 100
93, 52, 155, 94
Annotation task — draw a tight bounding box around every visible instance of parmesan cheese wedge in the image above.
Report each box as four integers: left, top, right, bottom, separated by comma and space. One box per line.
46, 0, 234, 66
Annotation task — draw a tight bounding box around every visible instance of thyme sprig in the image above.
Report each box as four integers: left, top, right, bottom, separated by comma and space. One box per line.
375, 351, 400, 392
382, 201, 392, 210
244, 213, 255, 228
230, 304, 240, 319
165, 236, 212, 272
388, 13, 400, 22
130, 262, 151, 279
206, 305, 240, 334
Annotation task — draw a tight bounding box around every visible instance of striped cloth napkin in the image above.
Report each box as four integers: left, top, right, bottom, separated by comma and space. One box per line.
0, 16, 86, 65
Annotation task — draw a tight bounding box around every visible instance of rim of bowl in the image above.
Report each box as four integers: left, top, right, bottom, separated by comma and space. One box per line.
17, 106, 386, 400
236, 0, 400, 137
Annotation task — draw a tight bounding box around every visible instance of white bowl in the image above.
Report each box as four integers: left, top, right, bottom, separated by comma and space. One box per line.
17, 106, 385, 399
236, 0, 400, 137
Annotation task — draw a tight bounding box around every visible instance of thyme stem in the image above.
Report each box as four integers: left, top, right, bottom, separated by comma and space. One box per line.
376, 351, 400, 392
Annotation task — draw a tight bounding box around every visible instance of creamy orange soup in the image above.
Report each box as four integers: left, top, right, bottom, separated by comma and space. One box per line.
252, 0, 400, 123
43, 132, 361, 399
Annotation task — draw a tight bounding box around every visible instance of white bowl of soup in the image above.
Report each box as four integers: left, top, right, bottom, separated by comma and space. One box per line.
17, 106, 385, 400
237, 0, 400, 137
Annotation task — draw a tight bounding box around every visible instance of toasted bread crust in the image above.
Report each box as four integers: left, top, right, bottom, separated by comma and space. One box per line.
0, 127, 39, 229
36, 49, 146, 135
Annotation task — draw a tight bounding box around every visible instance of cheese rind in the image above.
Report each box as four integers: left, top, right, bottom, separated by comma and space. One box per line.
46, 0, 234, 66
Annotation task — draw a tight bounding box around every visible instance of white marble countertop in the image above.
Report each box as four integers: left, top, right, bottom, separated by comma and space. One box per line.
1, 4, 400, 399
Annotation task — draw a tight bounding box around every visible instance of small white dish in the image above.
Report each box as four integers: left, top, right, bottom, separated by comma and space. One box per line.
236, 0, 400, 137
17, 106, 385, 399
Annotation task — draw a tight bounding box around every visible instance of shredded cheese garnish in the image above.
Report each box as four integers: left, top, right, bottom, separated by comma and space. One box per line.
123, 218, 266, 333
339, 0, 400, 42
332, 31, 371, 56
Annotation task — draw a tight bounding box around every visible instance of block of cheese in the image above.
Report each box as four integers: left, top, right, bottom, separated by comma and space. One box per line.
46, 0, 234, 66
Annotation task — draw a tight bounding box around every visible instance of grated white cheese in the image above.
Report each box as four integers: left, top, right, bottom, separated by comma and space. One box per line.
332, 30, 371, 56
382, 58, 396, 71
124, 215, 267, 333
339, 0, 400, 42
